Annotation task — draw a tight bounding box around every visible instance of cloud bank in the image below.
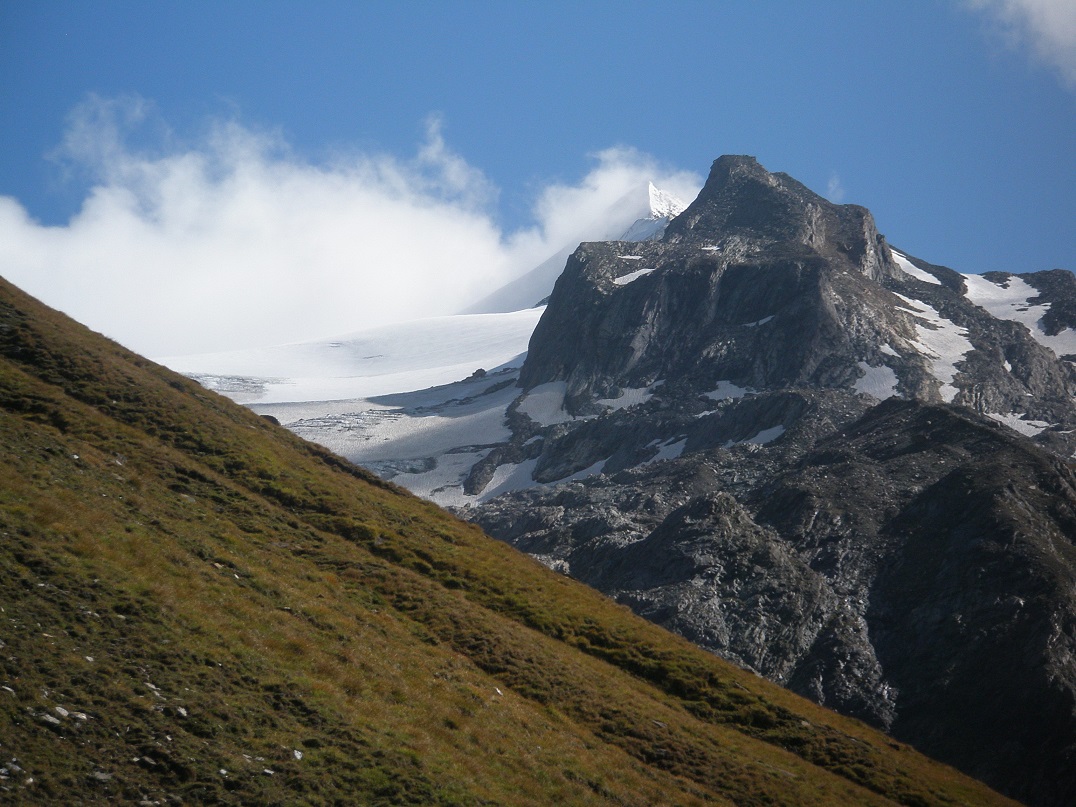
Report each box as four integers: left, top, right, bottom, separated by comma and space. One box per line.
966, 0, 1076, 87
0, 96, 700, 356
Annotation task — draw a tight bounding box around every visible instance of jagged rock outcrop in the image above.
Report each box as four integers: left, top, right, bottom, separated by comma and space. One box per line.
663, 155, 898, 282
520, 156, 1076, 431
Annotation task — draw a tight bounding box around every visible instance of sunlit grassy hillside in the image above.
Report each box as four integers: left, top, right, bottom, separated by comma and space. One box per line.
0, 276, 1017, 805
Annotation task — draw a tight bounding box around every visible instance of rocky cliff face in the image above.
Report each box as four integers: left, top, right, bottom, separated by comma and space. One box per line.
520, 156, 1076, 436
473, 398, 1076, 806
465, 156, 1076, 807
663, 154, 897, 282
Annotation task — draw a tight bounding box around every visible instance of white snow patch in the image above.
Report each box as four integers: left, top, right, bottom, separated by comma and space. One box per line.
963, 273, 1076, 360
246, 368, 526, 511
985, 412, 1051, 437
892, 250, 941, 285
641, 437, 687, 465
894, 293, 973, 402
880, 344, 900, 358
478, 459, 541, 501
391, 450, 493, 507
396, 448, 613, 508
853, 362, 899, 400
619, 255, 643, 260
727, 425, 785, 447
703, 381, 749, 401
517, 382, 575, 426
597, 386, 655, 410
743, 315, 774, 327
557, 458, 610, 484
475, 455, 610, 505
701, 245, 721, 251
265, 378, 519, 466
613, 266, 657, 285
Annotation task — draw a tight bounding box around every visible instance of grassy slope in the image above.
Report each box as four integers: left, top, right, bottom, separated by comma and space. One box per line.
0, 277, 1016, 806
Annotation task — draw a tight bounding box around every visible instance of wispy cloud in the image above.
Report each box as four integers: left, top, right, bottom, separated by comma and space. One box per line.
965, 0, 1076, 88
0, 95, 700, 356
826, 172, 846, 203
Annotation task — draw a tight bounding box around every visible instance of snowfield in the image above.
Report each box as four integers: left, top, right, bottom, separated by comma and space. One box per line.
158, 309, 546, 507
159, 308, 543, 404
893, 292, 973, 402
854, 361, 899, 400
892, 250, 941, 285
962, 272, 1076, 359
251, 365, 526, 508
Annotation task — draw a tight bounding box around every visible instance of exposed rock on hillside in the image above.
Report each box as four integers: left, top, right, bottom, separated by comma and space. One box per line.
474, 397, 1076, 806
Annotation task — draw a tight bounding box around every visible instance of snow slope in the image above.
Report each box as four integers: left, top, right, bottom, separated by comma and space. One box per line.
159, 308, 543, 404
963, 272, 1076, 359
893, 292, 973, 402
892, 250, 941, 285
160, 307, 552, 507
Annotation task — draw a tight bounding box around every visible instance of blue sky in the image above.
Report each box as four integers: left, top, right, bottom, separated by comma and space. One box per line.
1, 1, 1073, 355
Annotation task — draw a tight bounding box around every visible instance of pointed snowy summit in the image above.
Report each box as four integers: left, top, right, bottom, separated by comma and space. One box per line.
618, 182, 688, 242
648, 181, 688, 219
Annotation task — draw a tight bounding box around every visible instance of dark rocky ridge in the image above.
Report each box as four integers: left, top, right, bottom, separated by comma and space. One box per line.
663, 155, 899, 283
522, 155, 906, 407
473, 398, 1076, 806
519, 157, 1076, 452
466, 156, 1076, 806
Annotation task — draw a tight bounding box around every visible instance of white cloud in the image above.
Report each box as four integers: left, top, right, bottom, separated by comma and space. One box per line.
965, 0, 1076, 87
504, 146, 700, 272
826, 172, 846, 203
0, 96, 700, 356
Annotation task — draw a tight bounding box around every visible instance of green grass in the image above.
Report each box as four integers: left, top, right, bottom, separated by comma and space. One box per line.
0, 275, 1017, 805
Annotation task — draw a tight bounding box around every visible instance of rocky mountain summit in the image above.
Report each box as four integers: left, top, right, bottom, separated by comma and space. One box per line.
462, 156, 1076, 806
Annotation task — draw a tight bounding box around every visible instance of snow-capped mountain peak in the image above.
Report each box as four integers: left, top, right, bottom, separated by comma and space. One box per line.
647, 181, 688, 219
617, 182, 687, 242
